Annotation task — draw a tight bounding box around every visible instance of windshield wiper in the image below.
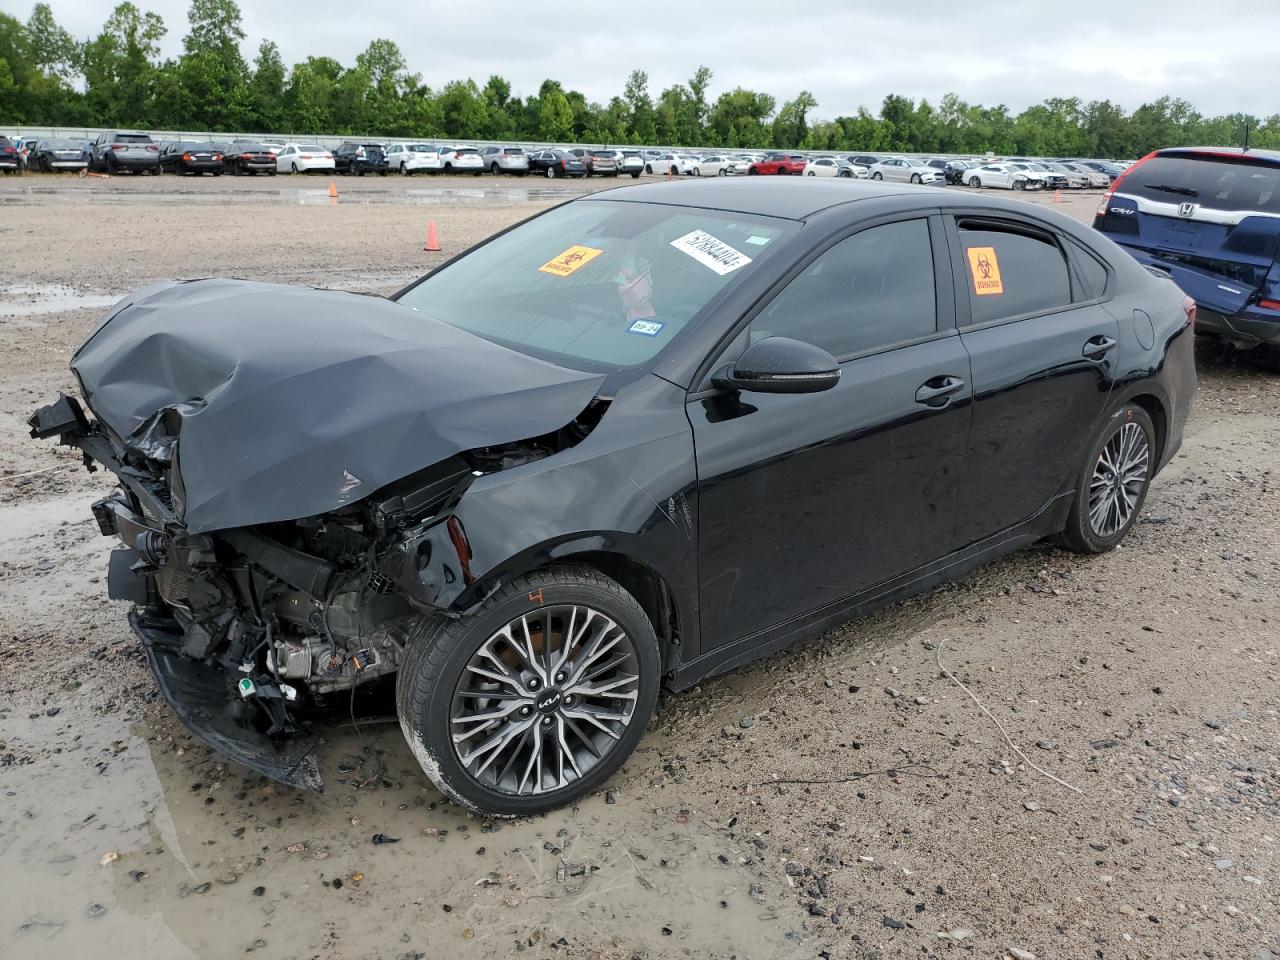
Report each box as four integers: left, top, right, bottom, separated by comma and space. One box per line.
1144, 184, 1199, 197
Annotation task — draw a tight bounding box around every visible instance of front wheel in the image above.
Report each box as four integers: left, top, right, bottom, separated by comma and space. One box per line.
871, 171, 883, 180
631, 171, 640, 178
1013, 179, 1025, 191
396, 565, 661, 816
910, 173, 921, 184
545, 165, 557, 179
1058, 403, 1156, 554
969, 177, 981, 188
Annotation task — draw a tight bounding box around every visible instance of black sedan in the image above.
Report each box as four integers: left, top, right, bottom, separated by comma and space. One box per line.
224, 142, 278, 176
528, 148, 588, 178
27, 138, 90, 173
159, 141, 225, 175
333, 142, 389, 175
30, 179, 1195, 816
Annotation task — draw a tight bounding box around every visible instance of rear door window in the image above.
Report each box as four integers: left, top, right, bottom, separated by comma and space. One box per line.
1120, 154, 1280, 214
956, 221, 1072, 324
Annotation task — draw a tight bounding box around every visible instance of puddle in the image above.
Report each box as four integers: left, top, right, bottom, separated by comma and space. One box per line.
0, 701, 811, 960
0, 285, 120, 317
0, 184, 592, 207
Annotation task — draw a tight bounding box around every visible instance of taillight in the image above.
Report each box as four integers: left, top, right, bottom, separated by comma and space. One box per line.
1182, 295, 1197, 329
241, 153, 252, 160
560, 160, 566, 167
300, 154, 313, 160
1097, 149, 1156, 216
111, 144, 127, 151
1258, 299, 1280, 312
145, 145, 158, 152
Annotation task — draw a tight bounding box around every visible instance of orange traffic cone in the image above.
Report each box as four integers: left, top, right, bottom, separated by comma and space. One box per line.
328, 180, 338, 199
424, 220, 441, 252
1053, 189, 1061, 203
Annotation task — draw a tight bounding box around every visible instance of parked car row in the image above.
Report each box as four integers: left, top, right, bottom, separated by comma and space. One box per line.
0, 132, 1137, 189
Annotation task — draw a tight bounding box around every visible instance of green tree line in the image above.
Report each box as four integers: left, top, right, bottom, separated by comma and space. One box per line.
3, 0, 1277, 156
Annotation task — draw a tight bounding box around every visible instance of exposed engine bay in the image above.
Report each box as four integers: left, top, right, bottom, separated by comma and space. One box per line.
28, 278, 613, 791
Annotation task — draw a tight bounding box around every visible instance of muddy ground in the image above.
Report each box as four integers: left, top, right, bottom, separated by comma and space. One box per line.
1, 175, 1277, 960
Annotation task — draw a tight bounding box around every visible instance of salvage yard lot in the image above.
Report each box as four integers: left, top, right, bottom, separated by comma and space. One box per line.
1, 174, 1277, 960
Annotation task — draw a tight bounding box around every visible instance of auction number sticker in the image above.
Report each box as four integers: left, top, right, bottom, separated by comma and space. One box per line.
670, 230, 752, 276
966, 246, 1004, 295
539, 245, 604, 278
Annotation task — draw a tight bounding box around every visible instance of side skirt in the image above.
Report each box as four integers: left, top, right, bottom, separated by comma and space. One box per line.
667, 494, 1072, 691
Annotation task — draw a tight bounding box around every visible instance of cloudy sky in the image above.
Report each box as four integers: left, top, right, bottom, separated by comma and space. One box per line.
19, 0, 1280, 118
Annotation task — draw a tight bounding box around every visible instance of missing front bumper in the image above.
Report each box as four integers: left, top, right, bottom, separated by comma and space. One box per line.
132, 611, 324, 792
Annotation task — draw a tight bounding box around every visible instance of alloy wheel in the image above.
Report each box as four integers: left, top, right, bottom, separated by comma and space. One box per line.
1088, 421, 1149, 537
449, 605, 641, 797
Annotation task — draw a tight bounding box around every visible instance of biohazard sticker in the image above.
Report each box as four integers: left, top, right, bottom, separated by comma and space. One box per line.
670, 230, 752, 276
539, 245, 604, 277
966, 246, 1004, 295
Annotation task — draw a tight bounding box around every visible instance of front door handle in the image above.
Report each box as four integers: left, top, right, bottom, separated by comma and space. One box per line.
1082, 335, 1117, 361
915, 375, 966, 407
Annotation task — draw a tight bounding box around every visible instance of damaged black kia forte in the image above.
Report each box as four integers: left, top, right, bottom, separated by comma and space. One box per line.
31, 179, 1196, 815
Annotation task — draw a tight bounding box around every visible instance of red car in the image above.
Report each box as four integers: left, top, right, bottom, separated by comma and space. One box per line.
747, 154, 807, 175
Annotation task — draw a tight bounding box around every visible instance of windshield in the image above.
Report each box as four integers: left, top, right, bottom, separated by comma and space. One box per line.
115, 133, 152, 143
1122, 155, 1280, 214
296, 145, 324, 152
396, 200, 796, 372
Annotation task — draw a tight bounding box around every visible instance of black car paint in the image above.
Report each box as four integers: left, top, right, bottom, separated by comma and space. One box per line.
33, 179, 1195, 790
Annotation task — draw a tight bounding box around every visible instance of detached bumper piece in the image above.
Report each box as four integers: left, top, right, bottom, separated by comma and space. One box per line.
132, 611, 324, 792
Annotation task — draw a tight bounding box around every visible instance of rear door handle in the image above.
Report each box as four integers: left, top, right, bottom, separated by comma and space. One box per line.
915, 375, 966, 407
1082, 335, 1117, 360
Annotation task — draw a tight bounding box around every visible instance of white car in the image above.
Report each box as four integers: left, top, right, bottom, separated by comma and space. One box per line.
691, 155, 731, 177
385, 143, 443, 175
616, 150, 645, 178
275, 143, 335, 174
725, 154, 761, 175
868, 156, 943, 184
436, 146, 485, 175
804, 157, 841, 177
962, 162, 1046, 191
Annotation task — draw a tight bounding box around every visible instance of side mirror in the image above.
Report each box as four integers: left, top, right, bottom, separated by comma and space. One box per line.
712, 336, 841, 395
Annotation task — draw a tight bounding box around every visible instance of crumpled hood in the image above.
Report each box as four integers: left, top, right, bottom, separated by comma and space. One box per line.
72, 279, 605, 533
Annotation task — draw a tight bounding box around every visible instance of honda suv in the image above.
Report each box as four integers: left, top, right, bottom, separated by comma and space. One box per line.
1094, 147, 1280, 368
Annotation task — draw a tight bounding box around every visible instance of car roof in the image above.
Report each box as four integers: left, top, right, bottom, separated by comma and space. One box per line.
586, 177, 917, 220
1155, 146, 1280, 167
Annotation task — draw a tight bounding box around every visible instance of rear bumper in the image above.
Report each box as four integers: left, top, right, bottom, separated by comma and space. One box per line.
1194, 307, 1280, 347
133, 610, 324, 792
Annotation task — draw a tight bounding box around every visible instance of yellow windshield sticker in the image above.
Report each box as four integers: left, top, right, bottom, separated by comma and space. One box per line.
967, 246, 1004, 295
539, 245, 603, 278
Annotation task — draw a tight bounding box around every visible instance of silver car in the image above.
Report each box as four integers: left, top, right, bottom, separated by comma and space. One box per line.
616, 150, 644, 178
480, 146, 530, 175
868, 156, 943, 184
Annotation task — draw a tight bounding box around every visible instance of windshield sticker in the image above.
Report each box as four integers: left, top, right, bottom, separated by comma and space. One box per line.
966, 246, 1004, 295
670, 230, 753, 276
745, 235, 772, 246
539, 245, 604, 278
627, 319, 665, 337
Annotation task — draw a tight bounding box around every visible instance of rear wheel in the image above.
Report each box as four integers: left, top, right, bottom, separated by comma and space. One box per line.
546, 165, 557, 179
970, 176, 982, 188
871, 171, 883, 180
1058, 402, 1155, 553
747, 167, 758, 175
396, 565, 660, 816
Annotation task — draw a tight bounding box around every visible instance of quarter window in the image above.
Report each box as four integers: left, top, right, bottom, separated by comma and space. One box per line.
747, 219, 937, 358
957, 223, 1071, 324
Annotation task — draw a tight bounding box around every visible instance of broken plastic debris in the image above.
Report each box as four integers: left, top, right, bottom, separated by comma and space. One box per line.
100, 851, 119, 866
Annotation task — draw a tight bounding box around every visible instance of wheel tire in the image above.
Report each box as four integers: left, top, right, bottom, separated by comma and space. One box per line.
1013, 179, 1025, 191
396, 564, 661, 816
717, 168, 726, 177
910, 173, 921, 184
1057, 402, 1156, 554
871, 171, 883, 180
546, 165, 556, 178
631, 171, 640, 178
747, 167, 758, 175
970, 177, 981, 188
